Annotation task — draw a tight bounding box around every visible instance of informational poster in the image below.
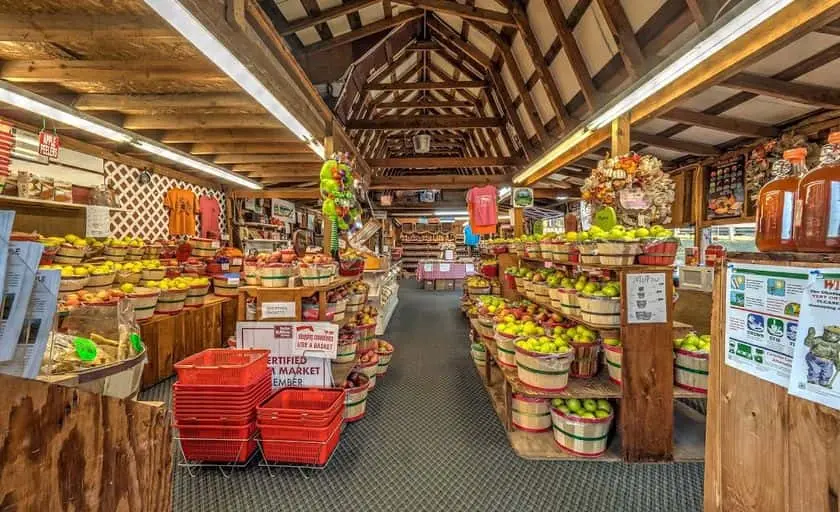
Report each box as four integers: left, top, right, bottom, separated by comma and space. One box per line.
292, 322, 339, 360
237, 322, 334, 388
0, 241, 44, 361
261, 301, 296, 319
788, 270, 840, 411
724, 263, 809, 387
85, 205, 110, 238
423, 263, 433, 272
271, 198, 295, 220
625, 272, 667, 323
439, 263, 451, 272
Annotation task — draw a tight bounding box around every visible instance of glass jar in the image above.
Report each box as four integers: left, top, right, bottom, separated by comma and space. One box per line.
755, 148, 807, 252
796, 132, 840, 252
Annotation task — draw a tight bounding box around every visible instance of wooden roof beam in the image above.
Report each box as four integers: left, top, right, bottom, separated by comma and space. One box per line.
593, 0, 647, 78
370, 174, 507, 189
277, 0, 381, 35
368, 157, 522, 168
347, 116, 504, 129
302, 9, 425, 54
161, 129, 297, 143
233, 189, 320, 199
684, 0, 721, 29
660, 107, 779, 138
375, 100, 476, 109
233, 165, 323, 176
722, 72, 840, 109
0, 60, 226, 83
124, 114, 287, 130
366, 80, 487, 91
407, 41, 443, 51
509, 3, 572, 128
392, 0, 517, 26
0, 14, 178, 42
541, 0, 598, 111
191, 143, 312, 155
74, 93, 258, 112
633, 133, 720, 156
214, 154, 324, 164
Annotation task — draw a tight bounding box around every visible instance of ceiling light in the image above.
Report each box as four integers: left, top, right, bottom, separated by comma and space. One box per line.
308, 140, 326, 159
587, 0, 794, 130
0, 84, 131, 143
498, 186, 511, 200
132, 140, 262, 190
556, 195, 568, 200
143, 0, 321, 153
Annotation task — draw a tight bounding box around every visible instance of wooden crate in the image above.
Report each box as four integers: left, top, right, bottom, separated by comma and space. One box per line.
0, 374, 172, 511
705, 252, 840, 512
139, 296, 229, 389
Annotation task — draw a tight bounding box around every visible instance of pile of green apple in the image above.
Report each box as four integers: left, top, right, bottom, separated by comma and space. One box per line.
565, 325, 598, 343
477, 295, 507, 316
674, 332, 711, 352
496, 319, 545, 338
551, 398, 613, 419
579, 280, 622, 298
515, 333, 572, 354
563, 224, 674, 243
603, 337, 621, 347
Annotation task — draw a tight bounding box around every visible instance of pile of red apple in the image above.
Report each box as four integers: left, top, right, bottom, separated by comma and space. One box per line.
327, 285, 351, 303
255, 248, 297, 264
299, 252, 333, 267
344, 371, 368, 389
358, 349, 378, 365
376, 340, 393, 353
64, 288, 127, 306
346, 306, 378, 328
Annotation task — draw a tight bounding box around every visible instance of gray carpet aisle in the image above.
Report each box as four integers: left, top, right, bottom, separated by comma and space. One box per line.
142, 282, 704, 511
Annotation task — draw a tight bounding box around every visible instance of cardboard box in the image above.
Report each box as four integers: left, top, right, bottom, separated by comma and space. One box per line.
424, 279, 435, 291
435, 279, 455, 291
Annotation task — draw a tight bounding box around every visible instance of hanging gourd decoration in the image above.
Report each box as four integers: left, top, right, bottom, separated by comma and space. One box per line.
322, 197, 337, 218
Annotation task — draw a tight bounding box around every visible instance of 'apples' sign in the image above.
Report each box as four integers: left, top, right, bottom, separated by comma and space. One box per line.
237, 322, 336, 388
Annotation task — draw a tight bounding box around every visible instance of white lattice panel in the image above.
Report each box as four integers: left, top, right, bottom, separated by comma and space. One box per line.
105, 161, 226, 240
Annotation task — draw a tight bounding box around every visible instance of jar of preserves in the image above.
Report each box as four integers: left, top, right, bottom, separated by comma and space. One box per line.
796, 132, 840, 252
756, 148, 807, 252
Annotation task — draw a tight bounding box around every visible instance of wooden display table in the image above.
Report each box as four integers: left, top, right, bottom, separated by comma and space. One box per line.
139, 295, 232, 389
237, 275, 358, 321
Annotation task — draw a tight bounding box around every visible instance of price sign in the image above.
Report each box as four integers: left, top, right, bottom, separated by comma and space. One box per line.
38, 130, 60, 159
261, 301, 296, 319
85, 205, 110, 238
439, 263, 451, 272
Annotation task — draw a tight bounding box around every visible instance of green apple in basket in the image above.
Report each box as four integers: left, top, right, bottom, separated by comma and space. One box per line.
603, 338, 621, 347
566, 398, 582, 414
551, 398, 564, 408
583, 399, 598, 413
597, 399, 612, 413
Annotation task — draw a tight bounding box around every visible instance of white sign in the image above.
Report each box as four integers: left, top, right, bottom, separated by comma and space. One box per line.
724, 263, 809, 387
423, 263, 433, 272
261, 301, 296, 319
237, 322, 333, 388
625, 272, 667, 324
85, 205, 110, 238
465, 263, 475, 274
292, 322, 339, 360
439, 263, 451, 272
788, 269, 840, 410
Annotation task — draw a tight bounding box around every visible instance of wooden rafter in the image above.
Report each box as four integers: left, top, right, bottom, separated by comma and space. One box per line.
368, 157, 522, 168
594, 0, 647, 78
302, 9, 425, 54
123, 114, 285, 130
392, 0, 516, 26
375, 100, 476, 109
722, 72, 840, 109
632, 133, 720, 156
366, 80, 487, 91
541, 0, 597, 111
160, 129, 297, 143
190, 143, 313, 155
684, 0, 721, 29
73, 93, 257, 112
347, 116, 504, 129
660, 108, 779, 138
370, 174, 507, 189
277, 0, 381, 35
509, 2, 571, 128
214, 154, 323, 164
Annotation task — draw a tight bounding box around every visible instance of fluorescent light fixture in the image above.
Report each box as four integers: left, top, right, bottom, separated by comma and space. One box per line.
498, 186, 511, 199
587, 0, 793, 129
308, 140, 326, 160
515, 0, 793, 184
143, 0, 320, 153
556, 195, 568, 201
434, 210, 469, 216
133, 141, 261, 190
0, 85, 131, 143
514, 128, 589, 184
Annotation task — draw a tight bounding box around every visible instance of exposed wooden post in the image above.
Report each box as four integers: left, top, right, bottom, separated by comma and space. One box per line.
225, 0, 246, 29
611, 112, 631, 156
692, 165, 706, 250
512, 207, 524, 237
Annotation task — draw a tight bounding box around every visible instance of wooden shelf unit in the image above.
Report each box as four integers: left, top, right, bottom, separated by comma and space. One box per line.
474, 253, 704, 462
237, 275, 359, 322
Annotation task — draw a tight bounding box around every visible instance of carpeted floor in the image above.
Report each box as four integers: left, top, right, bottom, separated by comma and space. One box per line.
142, 281, 704, 511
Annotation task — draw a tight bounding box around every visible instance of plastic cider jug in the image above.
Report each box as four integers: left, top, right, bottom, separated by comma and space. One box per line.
796, 132, 840, 252
756, 148, 807, 252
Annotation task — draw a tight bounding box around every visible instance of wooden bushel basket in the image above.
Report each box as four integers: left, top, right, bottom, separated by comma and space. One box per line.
674, 348, 709, 393
512, 394, 551, 432
514, 345, 574, 392
550, 407, 614, 457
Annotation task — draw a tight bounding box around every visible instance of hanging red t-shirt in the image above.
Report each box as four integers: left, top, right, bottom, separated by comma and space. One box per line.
467, 185, 498, 235
199, 196, 221, 239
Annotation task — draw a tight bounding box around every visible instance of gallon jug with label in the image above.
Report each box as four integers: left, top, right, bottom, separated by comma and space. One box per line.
756, 148, 807, 252
796, 132, 840, 252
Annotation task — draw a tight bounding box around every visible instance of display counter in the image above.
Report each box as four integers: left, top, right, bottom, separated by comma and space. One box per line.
415, 260, 475, 280
363, 263, 401, 335
139, 295, 232, 389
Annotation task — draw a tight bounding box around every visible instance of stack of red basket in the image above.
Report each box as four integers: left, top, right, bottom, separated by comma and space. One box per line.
173, 349, 271, 463
257, 387, 346, 466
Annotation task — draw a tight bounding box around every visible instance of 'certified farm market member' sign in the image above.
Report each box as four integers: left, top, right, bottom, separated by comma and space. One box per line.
237, 322, 337, 388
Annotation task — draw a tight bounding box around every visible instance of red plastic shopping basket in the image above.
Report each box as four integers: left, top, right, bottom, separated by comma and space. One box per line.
259, 421, 342, 465
257, 387, 345, 427
258, 405, 343, 443
176, 422, 258, 463
174, 349, 269, 385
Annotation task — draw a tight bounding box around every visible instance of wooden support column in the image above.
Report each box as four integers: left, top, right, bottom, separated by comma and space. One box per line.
692, 165, 706, 250
611, 112, 631, 156
512, 207, 524, 237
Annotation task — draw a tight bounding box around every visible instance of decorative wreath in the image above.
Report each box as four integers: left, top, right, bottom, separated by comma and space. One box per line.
580, 152, 675, 226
